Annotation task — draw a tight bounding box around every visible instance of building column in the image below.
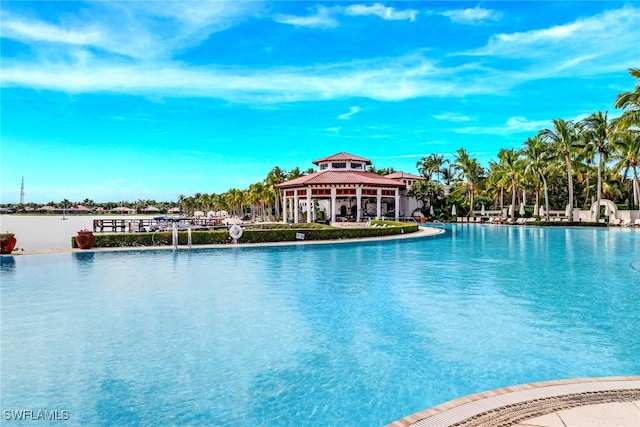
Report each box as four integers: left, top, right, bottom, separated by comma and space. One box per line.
395, 189, 400, 221
376, 189, 382, 219
282, 195, 288, 223
331, 187, 337, 222
306, 189, 312, 223
294, 190, 299, 223
356, 187, 362, 222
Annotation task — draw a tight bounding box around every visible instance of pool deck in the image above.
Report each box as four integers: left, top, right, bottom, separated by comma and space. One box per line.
4, 224, 445, 255
388, 377, 640, 427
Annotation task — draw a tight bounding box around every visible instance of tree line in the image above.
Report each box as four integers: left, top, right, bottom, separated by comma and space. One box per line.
412, 68, 639, 222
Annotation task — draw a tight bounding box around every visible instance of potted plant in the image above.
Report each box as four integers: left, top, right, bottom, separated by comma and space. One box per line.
0, 232, 17, 254
75, 229, 95, 249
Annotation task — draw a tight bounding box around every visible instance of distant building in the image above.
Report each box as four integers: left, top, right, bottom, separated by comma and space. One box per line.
275, 152, 423, 223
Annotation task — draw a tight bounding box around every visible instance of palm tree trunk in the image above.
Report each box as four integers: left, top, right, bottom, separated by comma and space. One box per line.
595, 155, 602, 220
566, 156, 574, 221
633, 167, 639, 208
511, 179, 516, 220
541, 172, 550, 221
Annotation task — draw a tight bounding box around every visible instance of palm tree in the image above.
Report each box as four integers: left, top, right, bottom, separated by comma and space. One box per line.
266, 166, 287, 218
453, 148, 484, 216
540, 119, 580, 221
486, 161, 508, 213
581, 111, 616, 220
614, 68, 640, 128
612, 130, 640, 208
496, 148, 522, 221
520, 135, 553, 220
287, 167, 304, 181
416, 153, 448, 181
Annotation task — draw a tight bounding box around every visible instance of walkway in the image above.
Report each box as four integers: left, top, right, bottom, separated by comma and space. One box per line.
388, 377, 640, 427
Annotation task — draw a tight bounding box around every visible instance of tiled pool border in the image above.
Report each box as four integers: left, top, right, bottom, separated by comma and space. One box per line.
388, 376, 640, 427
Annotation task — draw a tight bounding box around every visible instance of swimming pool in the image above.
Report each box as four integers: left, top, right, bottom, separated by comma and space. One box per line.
1, 225, 639, 425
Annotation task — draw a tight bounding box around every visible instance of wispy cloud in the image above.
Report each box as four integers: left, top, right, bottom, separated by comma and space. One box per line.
439, 6, 501, 24
345, 4, 417, 21
433, 112, 473, 122
0, 1, 257, 59
273, 5, 338, 29
468, 6, 640, 62
274, 3, 418, 28
1, 4, 639, 105
453, 116, 551, 135
338, 106, 361, 120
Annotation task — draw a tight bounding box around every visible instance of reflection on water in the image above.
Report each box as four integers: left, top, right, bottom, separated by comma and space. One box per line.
73, 252, 95, 264
0, 255, 15, 272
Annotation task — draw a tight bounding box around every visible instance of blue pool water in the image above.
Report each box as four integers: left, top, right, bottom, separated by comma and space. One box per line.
1, 225, 639, 426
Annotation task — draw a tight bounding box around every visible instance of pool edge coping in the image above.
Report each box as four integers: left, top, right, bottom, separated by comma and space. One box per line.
387, 376, 640, 426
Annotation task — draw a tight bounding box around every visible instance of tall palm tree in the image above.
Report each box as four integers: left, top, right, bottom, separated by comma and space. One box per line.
612, 130, 640, 208
496, 148, 522, 221
287, 167, 304, 181
540, 119, 580, 221
581, 111, 616, 220
486, 161, 508, 213
453, 147, 484, 216
520, 135, 553, 220
266, 166, 287, 218
416, 153, 448, 181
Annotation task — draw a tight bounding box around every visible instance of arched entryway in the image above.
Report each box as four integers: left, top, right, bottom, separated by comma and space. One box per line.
590, 199, 618, 220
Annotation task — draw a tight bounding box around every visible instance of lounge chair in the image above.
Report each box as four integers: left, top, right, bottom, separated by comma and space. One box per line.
610, 218, 622, 226
634, 219, 640, 227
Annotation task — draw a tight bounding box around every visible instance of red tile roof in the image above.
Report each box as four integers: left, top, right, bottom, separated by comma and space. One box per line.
312, 152, 372, 165
276, 170, 406, 189
385, 171, 423, 181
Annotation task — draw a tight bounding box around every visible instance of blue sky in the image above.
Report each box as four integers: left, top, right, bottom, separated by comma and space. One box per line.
1, 1, 639, 203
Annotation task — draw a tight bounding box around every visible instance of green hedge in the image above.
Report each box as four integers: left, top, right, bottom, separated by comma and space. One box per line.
71, 221, 419, 248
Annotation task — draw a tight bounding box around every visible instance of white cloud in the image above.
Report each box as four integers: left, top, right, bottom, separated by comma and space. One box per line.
338, 106, 361, 120
274, 3, 417, 28
433, 112, 473, 122
0, 1, 257, 60
1, 4, 639, 105
470, 6, 640, 60
1, 17, 103, 46
440, 6, 501, 24
453, 116, 551, 135
345, 4, 417, 21
273, 5, 338, 29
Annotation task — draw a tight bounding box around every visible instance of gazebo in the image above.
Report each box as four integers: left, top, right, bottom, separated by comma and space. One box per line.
275, 152, 406, 223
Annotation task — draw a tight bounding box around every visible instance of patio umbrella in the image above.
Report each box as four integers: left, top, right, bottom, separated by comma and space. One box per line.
604, 204, 610, 217
565, 204, 571, 217
429, 205, 434, 216
539, 205, 545, 217
508, 204, 514, 217
533, 204, 539, 216
480, 204, 486, 216
519, 203, 525, 216
451, 205, 457, 216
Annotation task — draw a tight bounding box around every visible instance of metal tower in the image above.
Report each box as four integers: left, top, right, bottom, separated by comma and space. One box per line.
20, 176, 25, 204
